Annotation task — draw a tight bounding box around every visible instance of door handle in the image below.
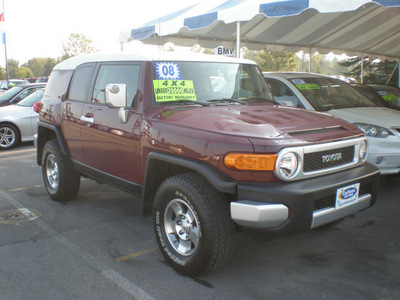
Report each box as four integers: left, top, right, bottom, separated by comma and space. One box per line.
80, 116, 94, 123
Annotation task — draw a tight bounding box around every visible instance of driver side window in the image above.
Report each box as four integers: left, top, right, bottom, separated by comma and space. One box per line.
267, 78, 303, 108
92, 64, 140, 107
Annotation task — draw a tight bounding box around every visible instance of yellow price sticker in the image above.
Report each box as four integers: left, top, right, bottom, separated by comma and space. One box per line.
153, 80, 196, 102
296, 83, 321, 90
382, 94, 398, 101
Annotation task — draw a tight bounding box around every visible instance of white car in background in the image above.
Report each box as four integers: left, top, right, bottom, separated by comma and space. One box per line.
0, 88, 44, 150
263, 72, 400, 175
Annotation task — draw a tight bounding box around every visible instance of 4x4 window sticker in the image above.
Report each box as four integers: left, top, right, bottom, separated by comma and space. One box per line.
153, 80, 197, 103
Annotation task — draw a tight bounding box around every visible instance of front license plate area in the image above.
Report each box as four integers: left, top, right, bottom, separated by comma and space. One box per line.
336, 183, 360, 208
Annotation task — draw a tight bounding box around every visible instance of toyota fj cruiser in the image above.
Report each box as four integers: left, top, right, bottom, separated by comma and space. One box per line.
35, 52, 379, 276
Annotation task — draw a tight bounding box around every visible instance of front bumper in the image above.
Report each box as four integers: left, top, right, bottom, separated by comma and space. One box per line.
367, 152, 400, 175
368, 135, 400, 175
230, 163, 379, 233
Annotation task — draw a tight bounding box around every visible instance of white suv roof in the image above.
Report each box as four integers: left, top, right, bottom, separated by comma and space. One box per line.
55, 52, 256, 71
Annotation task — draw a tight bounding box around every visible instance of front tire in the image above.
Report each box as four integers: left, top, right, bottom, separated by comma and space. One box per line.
153, 173, 234, 277
41, 140, 80, 202
0, 124, 20, 150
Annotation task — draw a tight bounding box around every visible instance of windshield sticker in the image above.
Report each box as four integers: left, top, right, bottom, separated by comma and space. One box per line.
377, 91, 388, 96
295, 83, 321, 90
155, 62, 181, 80
381, 94, 398, 101
291, 79, 306, 85
153, 80, 196, 102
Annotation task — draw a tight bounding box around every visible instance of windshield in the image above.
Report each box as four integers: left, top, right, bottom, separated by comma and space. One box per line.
372, 86, 400, 110
152, 61, 273, 105
0, 86, 24, 102
291, 77, 376, 111
17, 89, 44, 107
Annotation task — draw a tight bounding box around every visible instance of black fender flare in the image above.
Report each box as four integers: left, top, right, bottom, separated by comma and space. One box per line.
142, 151, 237, 214
36, 121, 69, 165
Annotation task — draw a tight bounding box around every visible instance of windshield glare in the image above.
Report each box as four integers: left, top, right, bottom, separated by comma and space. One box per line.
153, 61, 273, 105
291, 77, 376, 111
0, 86, 23, 102
18, 89, 44, 107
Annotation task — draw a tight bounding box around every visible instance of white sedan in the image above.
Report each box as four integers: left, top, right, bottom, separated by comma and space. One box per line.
0, 88, 44, 150
263, 72, 400, 175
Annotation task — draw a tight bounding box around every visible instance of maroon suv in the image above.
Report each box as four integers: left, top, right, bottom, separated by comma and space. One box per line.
35, 52, 379, 276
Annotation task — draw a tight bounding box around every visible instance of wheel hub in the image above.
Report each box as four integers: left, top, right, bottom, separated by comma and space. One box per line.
0, 127, 15, 148
164, 199, 200, 256
176, 215, 193, 240
46, 155, 59, 190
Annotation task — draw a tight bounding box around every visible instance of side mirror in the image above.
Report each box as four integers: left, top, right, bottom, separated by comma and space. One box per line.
105, 84, 127, 108
61, 92, 67, 102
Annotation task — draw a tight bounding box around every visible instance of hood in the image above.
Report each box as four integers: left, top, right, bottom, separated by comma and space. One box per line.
154, 104, 360, 140
328, 107, 400, 128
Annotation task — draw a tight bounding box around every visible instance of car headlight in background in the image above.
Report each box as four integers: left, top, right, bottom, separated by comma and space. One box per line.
277, 152, 299, 179
359, 139, 368, 162
354, 123, 393, 138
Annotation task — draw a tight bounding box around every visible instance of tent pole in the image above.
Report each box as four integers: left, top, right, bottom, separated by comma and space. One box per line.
386, 62, 399, 87
309, 47, 312, 73
236, 21, 240, 58
360, 57, 364, 84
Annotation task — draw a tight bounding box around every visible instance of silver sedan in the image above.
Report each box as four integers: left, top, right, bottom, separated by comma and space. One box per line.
0, 88, 44, 150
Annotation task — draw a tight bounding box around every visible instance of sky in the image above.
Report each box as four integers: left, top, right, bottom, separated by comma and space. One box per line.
1, 0, 199, 67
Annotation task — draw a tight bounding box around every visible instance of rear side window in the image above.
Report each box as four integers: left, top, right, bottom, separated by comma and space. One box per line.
92, 64, 140, 107
44, 70, 74, 101
68, 65, 94, 102
14, 87, 42, 102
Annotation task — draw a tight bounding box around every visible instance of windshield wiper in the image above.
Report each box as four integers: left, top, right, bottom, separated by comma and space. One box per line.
163, 100, 211, 107
244, 96, 279, 104
207, 98, 247, 105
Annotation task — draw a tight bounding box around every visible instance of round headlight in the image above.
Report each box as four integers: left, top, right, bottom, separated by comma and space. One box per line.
359, 139, 368, 161
278, 152, 299, 179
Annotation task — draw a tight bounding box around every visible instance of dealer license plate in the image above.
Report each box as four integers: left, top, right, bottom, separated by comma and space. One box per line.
336, 183, 360, 208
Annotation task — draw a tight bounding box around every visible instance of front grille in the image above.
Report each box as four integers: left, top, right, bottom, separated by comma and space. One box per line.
304, 146, 354, 173
313, 182, 372, 212
313, 195, 335, 211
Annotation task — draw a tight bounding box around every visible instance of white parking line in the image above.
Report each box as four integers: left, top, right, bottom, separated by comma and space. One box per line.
0, 189, 156, 300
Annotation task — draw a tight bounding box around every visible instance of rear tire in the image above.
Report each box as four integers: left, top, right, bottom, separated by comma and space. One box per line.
42, 139, 80, 202
153, 173, 234, 277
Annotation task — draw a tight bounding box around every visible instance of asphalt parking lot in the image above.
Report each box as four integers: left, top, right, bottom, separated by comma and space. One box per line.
1, 144, 400, 300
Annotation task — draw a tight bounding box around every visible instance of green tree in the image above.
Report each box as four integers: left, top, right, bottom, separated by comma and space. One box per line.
7, 59, 20, 78
15, 66, 33, 79
59, 33, 97, 61
43, 58, 57, 76
338, 57, 398, 84
244, 48, 297, 72
23, 57, 57, 77
0, 66, 5, 79
295, 52, 352, 76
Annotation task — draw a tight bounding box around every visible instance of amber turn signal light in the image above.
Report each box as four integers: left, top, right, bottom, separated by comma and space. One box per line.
224, 153, 277, 171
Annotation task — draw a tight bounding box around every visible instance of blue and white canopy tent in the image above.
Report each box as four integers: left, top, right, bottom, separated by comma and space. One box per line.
120, 0, 399, 58
119, 0, 400, 84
